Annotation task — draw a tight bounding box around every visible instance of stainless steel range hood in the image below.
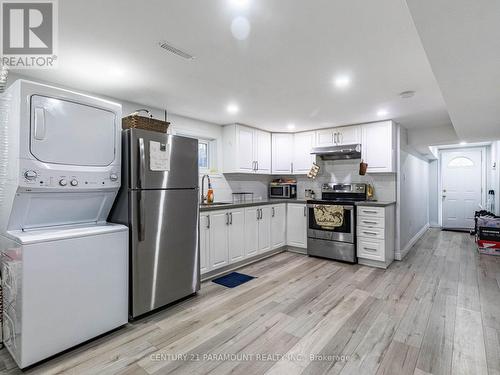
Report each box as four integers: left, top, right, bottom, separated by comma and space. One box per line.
310, 144, 362, 160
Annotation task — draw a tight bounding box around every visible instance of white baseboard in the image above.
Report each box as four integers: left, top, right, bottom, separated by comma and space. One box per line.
429, 222, 441, 228
395, 223, 430, 260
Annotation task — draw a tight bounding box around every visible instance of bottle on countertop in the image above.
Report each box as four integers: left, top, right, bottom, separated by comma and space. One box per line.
207, 182, 214, 204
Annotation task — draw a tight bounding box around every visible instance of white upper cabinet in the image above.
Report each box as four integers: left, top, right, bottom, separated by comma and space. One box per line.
236, 126, 255, 172
336, 125, 361, 145
293, 132, 316, 174
255, 130, 271, 174
272, 132, 315, 175
361, 121, 396, 173
315, 125, 360, 147
222, 124, 271, 174
272, 134, 293, 174
316, 128, 335, 146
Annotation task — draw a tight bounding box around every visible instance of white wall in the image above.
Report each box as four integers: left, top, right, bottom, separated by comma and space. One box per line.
489, 141, 500, 215
428, 160, 439, 226
398, 128, 430, 259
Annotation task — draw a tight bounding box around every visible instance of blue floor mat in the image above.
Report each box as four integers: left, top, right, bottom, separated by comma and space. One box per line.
212, 272, 256, 288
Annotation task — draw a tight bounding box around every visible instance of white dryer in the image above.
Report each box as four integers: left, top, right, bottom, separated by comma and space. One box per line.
0, 80, 128, 368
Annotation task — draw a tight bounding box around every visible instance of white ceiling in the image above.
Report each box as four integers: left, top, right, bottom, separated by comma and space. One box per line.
406, 0, 500, 142
16, 0, 451, 132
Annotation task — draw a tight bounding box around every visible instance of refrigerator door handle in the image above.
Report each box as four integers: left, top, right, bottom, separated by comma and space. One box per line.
138, 138, 146, 188
138, 190, 146, 241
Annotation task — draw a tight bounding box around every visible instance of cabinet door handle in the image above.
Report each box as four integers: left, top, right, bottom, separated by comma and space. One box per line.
272, 207, 275, 217
291, 162, 294, 173
256, 161, 259, 171
362, 210, 378, 214
230, 212, 233, 225
256, 209, 260, 220
362, 220, 378, 225
334, 133, 338, 144
364, 247, 378, 251
207, 215, 210, 229
304, 206, 307, 217
362, 231, 378, 236
226, 213, 230, 225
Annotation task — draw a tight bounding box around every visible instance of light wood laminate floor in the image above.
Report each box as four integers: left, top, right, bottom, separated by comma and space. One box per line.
0, 229, 499, 375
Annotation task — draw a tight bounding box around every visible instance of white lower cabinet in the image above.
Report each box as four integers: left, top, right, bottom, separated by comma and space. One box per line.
209, 211, 229, 270
200, 213, 210, 274
286, 203, 307, 248
201, 203, 294, 276
245, 206, 272, 255
228, 209, 245, 263
244, 207, 259, 258
356, 204, 395, 268
258, 206, 272, 253
271, 204, 286, 249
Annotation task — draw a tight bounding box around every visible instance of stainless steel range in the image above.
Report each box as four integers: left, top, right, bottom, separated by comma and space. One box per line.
307, 183, 367, 263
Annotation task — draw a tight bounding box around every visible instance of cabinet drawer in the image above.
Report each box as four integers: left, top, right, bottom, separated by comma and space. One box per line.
357, 237, 384, 261
357, 206, 385, 218
357, 226, 384, 240
357, 215, 384, 228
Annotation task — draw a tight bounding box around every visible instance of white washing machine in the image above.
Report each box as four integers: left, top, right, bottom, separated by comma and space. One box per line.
0, 80, 128, 368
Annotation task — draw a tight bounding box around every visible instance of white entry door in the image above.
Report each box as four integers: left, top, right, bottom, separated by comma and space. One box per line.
441, 148, 484, 229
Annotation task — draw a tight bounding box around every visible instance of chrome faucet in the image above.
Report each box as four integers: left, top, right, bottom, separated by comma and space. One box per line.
201, 174, 211, 204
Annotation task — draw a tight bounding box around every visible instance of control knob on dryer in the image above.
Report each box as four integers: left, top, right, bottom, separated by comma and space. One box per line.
70, 179, 78, 186
59, 179, 67, 186
24, 170, 37, 180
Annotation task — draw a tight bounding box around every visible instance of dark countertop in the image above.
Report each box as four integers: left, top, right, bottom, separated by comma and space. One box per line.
199, 199, 396, 211
199, 198, 308, 212
355, 200, 396, 207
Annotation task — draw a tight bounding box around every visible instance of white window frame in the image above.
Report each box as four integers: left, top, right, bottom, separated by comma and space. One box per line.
198, 139, 210, 173
172, 129, 216, 174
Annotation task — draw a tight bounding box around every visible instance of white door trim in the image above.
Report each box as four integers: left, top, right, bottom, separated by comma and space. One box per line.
439, 146, 486, 229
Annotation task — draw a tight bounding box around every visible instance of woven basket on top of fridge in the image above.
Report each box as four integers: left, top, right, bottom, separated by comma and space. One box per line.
122, 114, 170, 133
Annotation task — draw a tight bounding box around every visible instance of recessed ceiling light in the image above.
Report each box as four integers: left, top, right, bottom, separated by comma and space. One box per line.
287, 123, 296, 130
377, 109, 389, 117
107, 66, 125, 77
231, 17, 251, 40
229, 0, 250, 10
226, 103, 239, 114
334, 75, 351, 88
399, 90, 416, 99
460, 141, 467, 145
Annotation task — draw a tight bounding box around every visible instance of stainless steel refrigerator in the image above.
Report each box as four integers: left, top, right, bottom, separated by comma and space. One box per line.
109, 128, 200, 318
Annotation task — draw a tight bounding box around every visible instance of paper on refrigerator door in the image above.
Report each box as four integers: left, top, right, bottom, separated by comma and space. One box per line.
149, 141, 170, 171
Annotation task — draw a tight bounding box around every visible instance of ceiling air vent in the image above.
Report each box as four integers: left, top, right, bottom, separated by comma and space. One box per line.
158, 41, 195, 60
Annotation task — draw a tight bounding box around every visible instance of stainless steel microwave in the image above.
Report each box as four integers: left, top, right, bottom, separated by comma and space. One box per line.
269, 183, 297, 199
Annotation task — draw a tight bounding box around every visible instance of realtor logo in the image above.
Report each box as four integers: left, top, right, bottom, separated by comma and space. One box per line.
0, 0, 58, 68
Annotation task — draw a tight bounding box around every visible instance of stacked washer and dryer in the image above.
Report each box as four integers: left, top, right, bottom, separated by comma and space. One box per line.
0, 80, 128, 368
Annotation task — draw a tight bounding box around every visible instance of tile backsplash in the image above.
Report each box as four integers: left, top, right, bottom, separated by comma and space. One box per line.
274, 159, 396, 202
204, 159, 396, 203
